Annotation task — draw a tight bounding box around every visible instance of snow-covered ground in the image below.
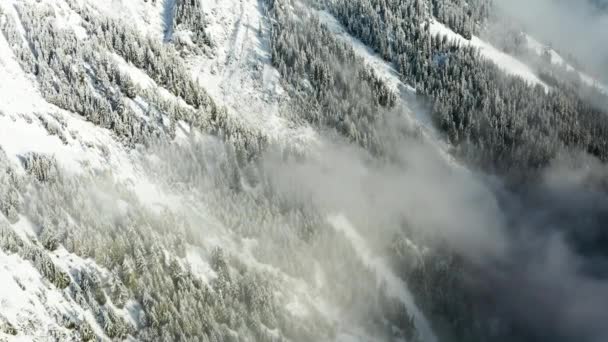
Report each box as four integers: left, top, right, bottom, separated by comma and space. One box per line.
0, 28, 177, 212
0, 20, 98, 173
6, 1, 595, 340
87, 0, 317, 149
0, 249, 81, 341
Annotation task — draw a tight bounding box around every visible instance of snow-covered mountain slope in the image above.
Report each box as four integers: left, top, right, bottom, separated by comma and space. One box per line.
2, 0, 608, 341
0, 0, 432, 340
69, 0, 316, 149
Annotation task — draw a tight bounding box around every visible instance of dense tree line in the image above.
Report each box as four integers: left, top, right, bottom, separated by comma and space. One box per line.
304, 1, 608, 340
429, 0, 491, 39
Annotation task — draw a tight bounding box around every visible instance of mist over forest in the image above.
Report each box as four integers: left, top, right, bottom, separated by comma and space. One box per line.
0, 0, 607, 341
495, 0, 608, 81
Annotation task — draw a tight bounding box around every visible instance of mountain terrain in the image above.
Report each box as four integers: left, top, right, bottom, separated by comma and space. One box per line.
1, 0, 608, 341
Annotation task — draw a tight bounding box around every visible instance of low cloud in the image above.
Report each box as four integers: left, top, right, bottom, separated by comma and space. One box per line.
262, 131, 509, 263
485, 153, 608, 341
261, 126, 608, 341
496, 0, 608, 80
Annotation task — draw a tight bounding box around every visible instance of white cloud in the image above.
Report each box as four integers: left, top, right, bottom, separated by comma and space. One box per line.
496, 0, 608, 79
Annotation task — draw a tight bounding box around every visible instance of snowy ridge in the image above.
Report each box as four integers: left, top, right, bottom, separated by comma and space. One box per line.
526, 34, 608, 93
4, 0, 603, 341
525, 35, 575, 70
429, 20, 549, 90
312, 9, 414, 96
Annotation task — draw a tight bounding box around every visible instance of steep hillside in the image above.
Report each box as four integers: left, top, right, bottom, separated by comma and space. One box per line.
0, 0, 430, 340
1, 0, 608, 342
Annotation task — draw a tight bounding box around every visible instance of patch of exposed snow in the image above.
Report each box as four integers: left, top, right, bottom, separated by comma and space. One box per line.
111, 54, 156, 89
47, 0, 88, 40
8, 216, 39, 242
